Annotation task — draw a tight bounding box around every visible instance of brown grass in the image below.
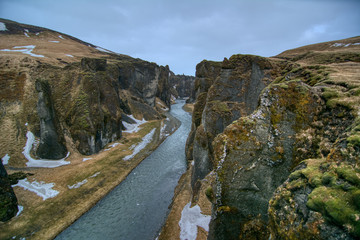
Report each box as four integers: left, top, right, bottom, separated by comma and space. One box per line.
0, 120, 171, 240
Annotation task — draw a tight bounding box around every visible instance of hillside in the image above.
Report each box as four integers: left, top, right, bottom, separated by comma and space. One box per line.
160, 36, 360, 239
0, 18, 194, 239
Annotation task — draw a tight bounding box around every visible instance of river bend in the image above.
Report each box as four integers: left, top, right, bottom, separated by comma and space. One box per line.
56, 100, 191, 240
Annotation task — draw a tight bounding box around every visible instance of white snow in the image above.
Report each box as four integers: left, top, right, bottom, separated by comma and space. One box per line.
123, 115, 148, 133
103, 142, 121, 151
160, 120, 169, 138
24, 30, 30, 38
36, 32, 40, 36
49, 40, 60, 43
0, 45, 44, 58
16, 205, 24, 217
2, 154, 10, 165
82, 157, 92, 162
25, 122, 28, 126
90, 172, 100, 178
123, 128, 155, 161
23, 131, 71, 168
0, 22, 7, 31
68, 179, 88, 189
13, 178, 59, 200
157, 101, 169, 111
95, 46, 112, 53
65, 54, 74, 57
331, 42, 360, 47
58, 35, 64, 39
68, 172, 100, 189
179, 203, 211, 240
109, 142, 120, 148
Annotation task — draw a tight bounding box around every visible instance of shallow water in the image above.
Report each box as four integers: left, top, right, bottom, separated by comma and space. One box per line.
56, 100, 191, 240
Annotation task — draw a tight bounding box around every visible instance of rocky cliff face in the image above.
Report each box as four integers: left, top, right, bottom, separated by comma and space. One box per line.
0, 160, 18, 222
185, 37, 360, 239
169, 73, 195, 100
0, 18, 174, 164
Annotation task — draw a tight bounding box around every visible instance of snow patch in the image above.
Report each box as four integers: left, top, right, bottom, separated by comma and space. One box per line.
49, 40, 59, 43
58, 35, 64, 39
24, 30, 30, 38
157, 101, 169, 111
160, 120, 170, 138
123, 115, 148, 133
90, 172, 100, 178
23, 131, 70, 168
331, 42, 360, 47
95, 46, 112, 53
179, 203, 211, 240
65, 54, 74, 57
68, 172, 100, 189
0, 22, 7, 31
68, 179, 88, 189
16, 205, 24, 217
82, 157, 92, 162
123, 128, 155, 161
13, 178, 59, 200
2, 154, 10, 165
0, 45, 44, 58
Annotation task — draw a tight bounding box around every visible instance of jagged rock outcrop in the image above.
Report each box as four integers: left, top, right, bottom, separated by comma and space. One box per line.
183, 36, 360, 239
169, 73, 195, 99
185, 60, 222, 162
35, 79, 67, 159
0, 160, 18, 222
189, 55, 283, 187
0, 18, 174, 162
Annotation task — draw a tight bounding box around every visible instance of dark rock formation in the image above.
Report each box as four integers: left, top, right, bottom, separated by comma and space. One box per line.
0, 160, 18, 222
169, 73, 195, 99
35, 79, 67, 159
189, 55, 279, 187
184, 36, 360, 240
0, 18, 175, 159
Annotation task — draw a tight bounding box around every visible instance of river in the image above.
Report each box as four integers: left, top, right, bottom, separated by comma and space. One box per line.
56, 100, 191, 240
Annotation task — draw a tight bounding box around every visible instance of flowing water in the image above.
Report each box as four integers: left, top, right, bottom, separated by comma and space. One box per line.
56, 100, 191, 240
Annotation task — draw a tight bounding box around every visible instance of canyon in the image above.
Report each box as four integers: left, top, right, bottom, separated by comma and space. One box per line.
160, 36, 360, 240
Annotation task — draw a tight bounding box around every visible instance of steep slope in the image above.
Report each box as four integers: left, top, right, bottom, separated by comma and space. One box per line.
161, 36, 360, 240
0, 18, 174, 164
0, 19, 186, 239
0, 160, 18, 221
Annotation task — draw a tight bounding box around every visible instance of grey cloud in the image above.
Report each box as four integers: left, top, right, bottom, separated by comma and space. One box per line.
0, 0, 359, 75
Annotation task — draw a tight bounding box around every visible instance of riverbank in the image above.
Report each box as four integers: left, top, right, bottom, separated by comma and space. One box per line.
158, 101, 212, 240
0, 111, 180, 240
157, 163, 213, 240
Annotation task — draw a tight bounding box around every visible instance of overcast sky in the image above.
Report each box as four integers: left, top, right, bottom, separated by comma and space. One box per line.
0, 0, 359, 75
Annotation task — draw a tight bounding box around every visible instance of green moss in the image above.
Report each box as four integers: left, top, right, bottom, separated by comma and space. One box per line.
335, 165, 360, 187
307, 186, 360, 235
205, 186, 215, 201
347, 134, 360, 148
209, 100, 231, 114
285, 159, 360, 237
322, 88, 340, 100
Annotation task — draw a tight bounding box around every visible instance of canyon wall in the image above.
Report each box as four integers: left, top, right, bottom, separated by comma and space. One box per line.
184, 37, 360, 239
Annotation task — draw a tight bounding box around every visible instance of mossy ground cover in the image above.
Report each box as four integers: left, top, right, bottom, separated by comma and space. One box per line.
279, 158, 360, 237
0, 119, 171, 240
